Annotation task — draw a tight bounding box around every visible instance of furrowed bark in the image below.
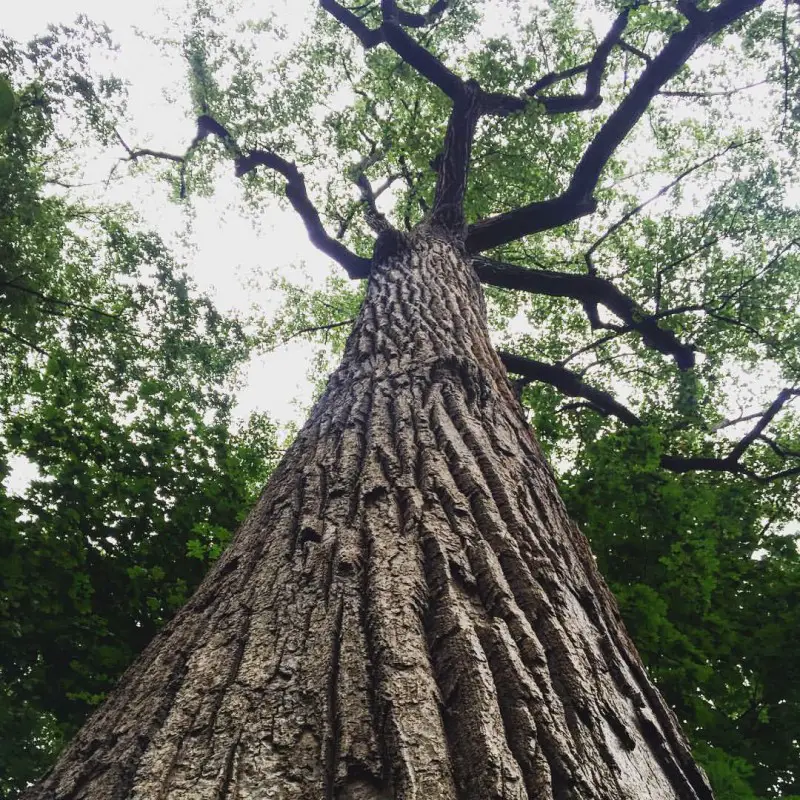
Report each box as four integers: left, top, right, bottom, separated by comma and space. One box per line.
27, 227, 711, 799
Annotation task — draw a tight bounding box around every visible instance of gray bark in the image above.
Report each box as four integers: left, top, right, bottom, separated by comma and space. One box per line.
26, 227, 713, 799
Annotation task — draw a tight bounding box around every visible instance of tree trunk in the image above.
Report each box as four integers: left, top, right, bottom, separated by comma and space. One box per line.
27, 227, 713, 799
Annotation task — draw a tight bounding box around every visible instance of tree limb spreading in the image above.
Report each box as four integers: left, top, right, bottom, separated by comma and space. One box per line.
118, 115, 371, 280
499, 351, 643, 425
466, 0, 764, 252
319, 0, 448, 49
474, 255, 696, 368
502, 353, 800, 479
525, 7, 633, 113
431, 80, 484, 232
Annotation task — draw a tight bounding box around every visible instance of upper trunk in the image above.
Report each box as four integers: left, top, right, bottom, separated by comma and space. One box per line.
26, 227, 712, 799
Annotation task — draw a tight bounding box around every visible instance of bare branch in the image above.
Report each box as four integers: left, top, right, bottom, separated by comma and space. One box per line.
662, 388, 800, 478
268, 318, 356, 352
619, 40, 652, 63
474, 255, 695, 368
499, 351, 643, 425
466, 0, 765, 252
319, 0, 383, 48
393, 0, 449, 28
355, 174, 393, 233
758, 434, 800, 460
295, 318, 356, 336
728, 388, 796, 461
125, 148, 184, 163
558, 332, 621, 366
569, 0, 763, 200
500, 353, 799, 481
466, 193, 598, 252
526, 64, 591, 99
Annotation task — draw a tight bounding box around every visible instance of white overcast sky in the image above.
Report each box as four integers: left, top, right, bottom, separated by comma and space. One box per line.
6, 0, 337, 431
4, 1, 797, 466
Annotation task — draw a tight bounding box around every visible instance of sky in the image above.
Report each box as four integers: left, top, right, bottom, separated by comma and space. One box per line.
3, 0, 798, 501
6, 0, 334, 432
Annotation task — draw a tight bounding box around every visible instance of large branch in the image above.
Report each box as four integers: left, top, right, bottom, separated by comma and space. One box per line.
502, 352, 800, 480
382, 20, 464, 99
319, 0, 448, 49
475, 256, 696, 368
499, 351, 643, 425
430, 80, 483, 232
567, 0, 763, 200
122, 116, 371, 280
526, 8, 633, 113
466, 0, 764, 253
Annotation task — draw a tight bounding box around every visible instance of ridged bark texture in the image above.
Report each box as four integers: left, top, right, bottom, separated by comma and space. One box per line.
27, 228, 713, 799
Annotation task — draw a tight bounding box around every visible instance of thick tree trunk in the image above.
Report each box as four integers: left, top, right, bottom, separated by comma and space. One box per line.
27, 228, 713, 799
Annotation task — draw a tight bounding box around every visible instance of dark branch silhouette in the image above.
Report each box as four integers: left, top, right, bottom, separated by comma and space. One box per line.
116, 116, 372, 279
319, 0, 449, 49
474, 255, 696, 368
499, 351, 643, 425
502, 352, 800, 479
525, 7, 634, 113
466, 0, 764, 252
431, 80, 484, 231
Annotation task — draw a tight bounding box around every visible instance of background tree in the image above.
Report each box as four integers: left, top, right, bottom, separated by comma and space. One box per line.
0, 25, 279, 797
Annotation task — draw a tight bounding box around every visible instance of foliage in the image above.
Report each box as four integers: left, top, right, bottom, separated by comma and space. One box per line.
0, 25, 278, 797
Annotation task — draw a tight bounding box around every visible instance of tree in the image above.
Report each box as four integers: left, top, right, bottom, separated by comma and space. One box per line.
18, 0, 800, 797
0, 26, 279, 796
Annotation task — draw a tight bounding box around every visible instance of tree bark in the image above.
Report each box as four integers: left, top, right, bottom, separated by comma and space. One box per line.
26, 227, 713, 799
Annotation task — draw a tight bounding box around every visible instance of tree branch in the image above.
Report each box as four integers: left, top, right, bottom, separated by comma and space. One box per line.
502, 352, 800, 481
431, 80, 483, 232
568, 0, 762, 200
499, 350, 643, 425
319, 0, 450, 49
586, 139, 754, 259
466, 0, 764, 252
381, 20, 463, 100
0, 326, 50, 356
728, 388, 796, 461
0, 281, 121, 321
526, 8, 633, 114
392, 0, 449, 28
319, 0, 384, 48
658, 79, 768, 98
121, 116, 372, 280
474, 256, 695, 368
